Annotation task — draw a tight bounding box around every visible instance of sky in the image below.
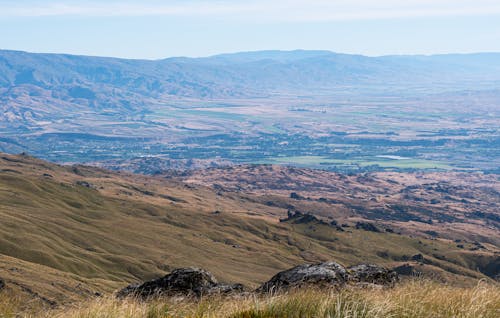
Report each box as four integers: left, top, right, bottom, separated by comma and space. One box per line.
1, 0, 500, 59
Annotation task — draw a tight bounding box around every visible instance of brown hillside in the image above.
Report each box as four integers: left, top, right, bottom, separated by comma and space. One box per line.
0, 153, 498, 306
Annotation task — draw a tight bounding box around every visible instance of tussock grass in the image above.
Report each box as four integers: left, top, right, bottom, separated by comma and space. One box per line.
2, 280, 498, 318
0, 293, 20, 318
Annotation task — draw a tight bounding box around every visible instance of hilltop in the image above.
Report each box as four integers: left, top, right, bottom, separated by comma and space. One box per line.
0, 153, 498, 308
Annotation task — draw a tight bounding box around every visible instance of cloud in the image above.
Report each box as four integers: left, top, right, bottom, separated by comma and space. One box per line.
2, 0, 500, 21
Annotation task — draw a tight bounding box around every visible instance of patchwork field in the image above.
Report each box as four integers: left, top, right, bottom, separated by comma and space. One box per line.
1, 50, 499, 173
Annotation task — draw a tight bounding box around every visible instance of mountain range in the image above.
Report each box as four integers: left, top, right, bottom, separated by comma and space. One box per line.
0, 50, 499, 312
1, 49, 499, 171
2, 49, 500, 126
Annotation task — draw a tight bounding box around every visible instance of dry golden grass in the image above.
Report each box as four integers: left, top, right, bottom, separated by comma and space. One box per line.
2, 280, 498, 318
0, 152, 497, 305
0, 293, 19, 318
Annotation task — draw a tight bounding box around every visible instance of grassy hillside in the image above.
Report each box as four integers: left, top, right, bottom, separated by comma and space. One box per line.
180, 165, 500, 245
1, 280, 498, 318
0, 153, 497, 308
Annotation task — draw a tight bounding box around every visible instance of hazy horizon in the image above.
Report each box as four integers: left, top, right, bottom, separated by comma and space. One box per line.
2, 47, 500, 61
1, 0, 500, 59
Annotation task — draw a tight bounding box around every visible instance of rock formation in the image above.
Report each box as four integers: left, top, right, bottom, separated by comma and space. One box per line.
118, 262, 399, 298
257, 262, 348, 293
258, 262, 398, 293
347, 264, 399, 286
117, 267, 243, 298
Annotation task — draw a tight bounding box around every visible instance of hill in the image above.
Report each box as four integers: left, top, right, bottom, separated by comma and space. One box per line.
176, 165, 500, 245
2, 49, 500, 129
0, 153, 498, 307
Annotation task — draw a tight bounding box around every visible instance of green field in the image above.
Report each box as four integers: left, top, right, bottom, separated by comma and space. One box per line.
260, 155, 453, 170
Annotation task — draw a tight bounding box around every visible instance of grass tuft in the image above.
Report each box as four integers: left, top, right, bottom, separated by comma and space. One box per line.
2, 280, 498, 318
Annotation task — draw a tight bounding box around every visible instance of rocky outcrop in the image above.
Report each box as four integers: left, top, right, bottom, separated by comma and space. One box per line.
411, 254, 425, 262
280, 210, 328, 225
258, 262, 398, 293
392, 264, 422, 276
119, 262, 399, 298
257, 262, 348, 293
117, 267, 243, 298
347, 264, 399, 286
355, 222, 380, 232
75, 180, 96, 189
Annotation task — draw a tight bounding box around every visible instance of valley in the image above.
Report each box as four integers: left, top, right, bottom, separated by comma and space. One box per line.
0, 49, 499, 315
0, 50, 499, 173
2, 1, 500, 315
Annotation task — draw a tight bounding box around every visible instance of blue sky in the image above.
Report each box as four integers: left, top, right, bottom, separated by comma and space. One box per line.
1, 0, 500, 59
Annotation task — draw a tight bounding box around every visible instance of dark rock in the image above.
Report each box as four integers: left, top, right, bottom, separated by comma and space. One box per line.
280, 211, 322, 224
257, 262, 347, 293
0, 278, 5, 290
290, 192, 303, 200
424, 230, 439, 237
355, 222, 380, 232
76, 180, 96, 189
71, 166, 83, 176
280, 210, 300, 222
473, 242, 485, 249
411, 254, 425, 262
295, 214, 320, 224
347, 264, 398, 286
393, 264, 422, 276
117, 267, 243, 298
376, 251, 389, 258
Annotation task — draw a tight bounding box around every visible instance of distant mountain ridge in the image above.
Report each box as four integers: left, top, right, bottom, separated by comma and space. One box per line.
2, 49, 500, 96
2, 49, 500, 126
1, 49, 500, 168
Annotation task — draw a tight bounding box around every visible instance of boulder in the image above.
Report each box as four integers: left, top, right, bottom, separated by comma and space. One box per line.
257, 262, 347, 293
392, 264, 422, 277
355, 222, 380, 232
117, 267, 243, 298
76, 180, 96, 189
280, 211, 326, 224
290, 192, 303, 200
411, 253, 425, 262
347, 264, 399, 286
